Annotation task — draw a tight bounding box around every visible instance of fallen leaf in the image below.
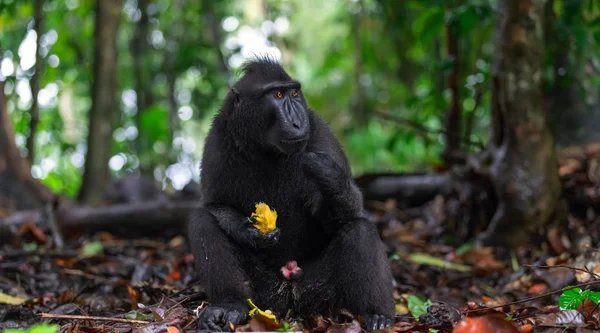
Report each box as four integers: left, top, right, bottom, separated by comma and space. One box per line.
0, 292, 26, 305
325, 319, 362, 333
453, 314, 520, 333
168, 271, 181, 280
528, 283, 547, 294
16, 221, 48, 244
166, 326, 179, 333
537, 310, 585, 326
168, 235, 186, 248
519, 323, 533, 333
408, 253, 472, 272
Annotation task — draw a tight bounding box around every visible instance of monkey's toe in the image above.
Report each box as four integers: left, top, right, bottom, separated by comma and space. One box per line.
363, 314, 393, 331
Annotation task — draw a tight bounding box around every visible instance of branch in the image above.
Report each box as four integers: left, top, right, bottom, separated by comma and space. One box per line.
465, 279, 600, 314
40, 313, 149, 325
374, 110, 484, 149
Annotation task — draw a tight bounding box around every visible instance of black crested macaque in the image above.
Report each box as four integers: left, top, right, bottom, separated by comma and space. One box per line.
187, 58, 394, 332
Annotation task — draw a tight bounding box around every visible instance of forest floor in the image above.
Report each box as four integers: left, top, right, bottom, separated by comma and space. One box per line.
2, 145, 600, 333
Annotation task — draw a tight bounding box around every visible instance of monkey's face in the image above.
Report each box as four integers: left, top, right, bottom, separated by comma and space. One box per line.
263, 86, 310, 155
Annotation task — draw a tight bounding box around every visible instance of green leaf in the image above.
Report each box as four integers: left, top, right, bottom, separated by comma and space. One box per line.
457, 7, 479, 33
587, 290, 600, 304
5, 323, 59, 333
139, 105, 169, 145
23, 242, 38, 252
406, 294, 432, 320
455, 242, 473, 256
124, 310, 154, 320
558, 287, 598, 310
82, 241, 104, 256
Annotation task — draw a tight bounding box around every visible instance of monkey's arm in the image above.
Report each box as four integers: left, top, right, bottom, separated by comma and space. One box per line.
302, 113, 364, 231
301, 152, 364, 230
205, 204, 280, 249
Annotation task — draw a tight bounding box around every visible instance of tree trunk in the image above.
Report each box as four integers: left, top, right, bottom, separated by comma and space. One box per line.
478, 0, 560, 246
26, 0, 44, 164
78, 0, 123, 205
442, 16, 462, 164
201, 0, 231, 81
166, 44, 178, 164
132, 0, 152, 171
0, 61, 54, 212
543, 0, 589, 146
350, 0, 367, 126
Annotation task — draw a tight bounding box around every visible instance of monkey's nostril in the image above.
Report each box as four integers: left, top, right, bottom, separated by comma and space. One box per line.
293, 122, 300, 129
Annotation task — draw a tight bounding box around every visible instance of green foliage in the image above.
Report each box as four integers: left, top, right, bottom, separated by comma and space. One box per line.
276, 322, 293, 332
406, 294, 432, 321
5, 324, 59, 333
1, 0, 599, 197
559, 287, 600, 310
81, 241, 104, 256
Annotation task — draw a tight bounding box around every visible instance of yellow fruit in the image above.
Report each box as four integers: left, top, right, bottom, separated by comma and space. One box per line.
251, 202, 277, 233
247, 298, 278, 323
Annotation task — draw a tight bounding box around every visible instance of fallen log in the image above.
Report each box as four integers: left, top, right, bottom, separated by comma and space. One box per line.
355, 173, 454, 208
0, 200, 201, 241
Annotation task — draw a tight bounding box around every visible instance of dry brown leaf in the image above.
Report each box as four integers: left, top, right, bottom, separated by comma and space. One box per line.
453, 314, 520, 333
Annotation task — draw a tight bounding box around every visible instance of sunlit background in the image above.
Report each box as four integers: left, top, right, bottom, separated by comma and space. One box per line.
1, 0, 599, 197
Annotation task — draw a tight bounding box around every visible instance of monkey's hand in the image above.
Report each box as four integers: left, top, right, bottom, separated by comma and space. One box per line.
301, 151, 349, 192
197, 304, 247, 332
301, 152, 364, 224
207, 204, 280, 249
243, 216, 280, 249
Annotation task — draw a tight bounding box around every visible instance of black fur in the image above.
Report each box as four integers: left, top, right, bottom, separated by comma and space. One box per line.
187, 57, 394, 331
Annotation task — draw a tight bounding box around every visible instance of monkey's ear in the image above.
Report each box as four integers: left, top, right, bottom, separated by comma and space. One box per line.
231, 88, 240, 108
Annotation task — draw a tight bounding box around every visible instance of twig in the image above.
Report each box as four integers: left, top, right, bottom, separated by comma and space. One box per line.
46, 202, 64, 249
524, 264, 600, 280
62, 268, 112, 284
39, 313, 150, 324
466, 279, 600, 313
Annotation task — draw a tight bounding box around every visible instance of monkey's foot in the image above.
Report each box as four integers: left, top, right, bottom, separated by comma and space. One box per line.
280, 260, 303, 280
363, 314, 393, 331
197, 305, 246, 332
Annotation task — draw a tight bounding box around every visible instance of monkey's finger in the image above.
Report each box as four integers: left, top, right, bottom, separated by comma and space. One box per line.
247, 216, 257, 224
200, 318, 223, 332
223, 311, 243, 328
385, 318, 393, 329
266, 229, 281, 242
207, 320, 224, 332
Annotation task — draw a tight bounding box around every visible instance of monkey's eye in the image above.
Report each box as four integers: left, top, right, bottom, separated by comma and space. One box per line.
274, 91, 284, 99
291, 90, 298, 97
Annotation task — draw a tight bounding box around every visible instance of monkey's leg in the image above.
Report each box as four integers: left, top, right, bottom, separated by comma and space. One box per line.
295, 218, 395, 331
187, 208, 251, 331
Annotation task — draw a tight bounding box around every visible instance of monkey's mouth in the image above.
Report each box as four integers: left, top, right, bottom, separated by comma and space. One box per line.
277, 137, 308, 154
280, 137, 307, 144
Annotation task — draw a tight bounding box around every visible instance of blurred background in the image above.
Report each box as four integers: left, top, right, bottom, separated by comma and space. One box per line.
3, 2, 600, 330
1, 0, 599, 207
